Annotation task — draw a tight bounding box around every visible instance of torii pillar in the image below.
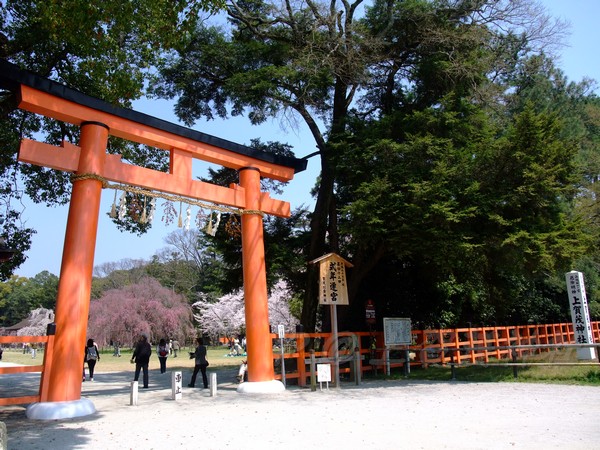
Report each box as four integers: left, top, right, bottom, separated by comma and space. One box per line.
28, 122, 108, 419
237, 167, 283, 393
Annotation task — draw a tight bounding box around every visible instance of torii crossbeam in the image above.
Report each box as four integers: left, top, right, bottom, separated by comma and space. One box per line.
0, 59, 306, 419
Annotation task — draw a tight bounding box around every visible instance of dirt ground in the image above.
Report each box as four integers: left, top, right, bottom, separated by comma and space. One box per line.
1, 364, 599, 450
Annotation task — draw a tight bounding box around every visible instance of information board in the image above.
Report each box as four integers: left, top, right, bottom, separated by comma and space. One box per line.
383, 318, 412, 346
317, 363, 331, 382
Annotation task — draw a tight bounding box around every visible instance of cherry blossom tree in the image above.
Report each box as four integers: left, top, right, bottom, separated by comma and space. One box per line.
193, 280, 299, 343
268, 280, 300, 331
88, 277, 195, 347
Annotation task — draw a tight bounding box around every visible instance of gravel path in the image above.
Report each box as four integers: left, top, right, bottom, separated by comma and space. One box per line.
1, 367, 599, 449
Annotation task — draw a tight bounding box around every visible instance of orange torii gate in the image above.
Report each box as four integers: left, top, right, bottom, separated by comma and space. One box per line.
0, 60, 306, 419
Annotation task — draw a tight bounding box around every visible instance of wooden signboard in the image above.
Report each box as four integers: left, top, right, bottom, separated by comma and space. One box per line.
311, 253, 353, 306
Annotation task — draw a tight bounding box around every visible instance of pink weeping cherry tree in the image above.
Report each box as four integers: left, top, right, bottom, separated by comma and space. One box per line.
87, 277, 195, 348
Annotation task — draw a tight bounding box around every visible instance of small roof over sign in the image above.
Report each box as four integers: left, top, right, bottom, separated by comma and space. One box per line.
309, 252, 353, 267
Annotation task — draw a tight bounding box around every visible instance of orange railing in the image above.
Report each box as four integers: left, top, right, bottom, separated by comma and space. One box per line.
0, 332, 55, 406
270, 321, 600, 386
1, 321, 598, 403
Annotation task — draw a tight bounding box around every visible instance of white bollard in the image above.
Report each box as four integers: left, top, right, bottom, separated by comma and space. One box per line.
171, 371, 182, 400
130, 381, 139, 406
210, 372, 217, 397
0, 421, 6, 450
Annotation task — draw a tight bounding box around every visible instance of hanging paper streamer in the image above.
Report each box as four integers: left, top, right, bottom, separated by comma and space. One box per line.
213, 211, 222, 235
206, 211, 214, 235
109, 190, 117, 218
195, 209, 206, 229
184, 205, 191, 231
178, 202, 183, 228
118, 192, 127, 220
140, 197, 147, 224
148, 198, 156, 224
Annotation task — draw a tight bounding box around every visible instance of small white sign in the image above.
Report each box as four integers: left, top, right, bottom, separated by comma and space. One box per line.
317, 363, 331, 382
172, 371, 183, 400
277, 324, 285, 339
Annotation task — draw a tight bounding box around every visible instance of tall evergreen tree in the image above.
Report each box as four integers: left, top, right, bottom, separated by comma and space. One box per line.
152, 0, 567, 330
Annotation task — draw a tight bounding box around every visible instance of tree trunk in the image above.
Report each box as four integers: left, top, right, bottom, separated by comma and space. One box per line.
300, 77, 348, 331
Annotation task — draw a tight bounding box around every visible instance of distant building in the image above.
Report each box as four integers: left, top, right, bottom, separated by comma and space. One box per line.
0, 308, 55, 336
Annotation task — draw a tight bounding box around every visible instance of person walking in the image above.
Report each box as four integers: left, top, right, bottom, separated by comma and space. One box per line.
172, 339, 180, 358
83, 338, 100, 382
187, 337, 209, 388
131, 333, 152, 388
157, 338, 169, 374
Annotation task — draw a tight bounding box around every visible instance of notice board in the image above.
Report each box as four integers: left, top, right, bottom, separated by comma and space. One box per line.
383, 318, 412, 346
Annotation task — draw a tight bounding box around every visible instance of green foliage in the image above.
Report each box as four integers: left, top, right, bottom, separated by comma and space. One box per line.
0, 271, 58, 326
335, 94, 589, 327
0, 0, 225, 277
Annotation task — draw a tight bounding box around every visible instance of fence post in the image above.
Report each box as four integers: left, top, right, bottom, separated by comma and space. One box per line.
209, 373, 217, 397
310, 350, 316, 392
385, 347, 390, 376
354, 347, 361, 385
297, 332, 306, 387
130, 381, 139, 406
404, 349, 410, 377
482, 326, 489, 363
39, 323, 56, 402
511, 347, 518, 379
469, 327, 476, 363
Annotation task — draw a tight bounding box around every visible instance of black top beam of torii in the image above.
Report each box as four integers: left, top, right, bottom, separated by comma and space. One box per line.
0, 58, 307, 174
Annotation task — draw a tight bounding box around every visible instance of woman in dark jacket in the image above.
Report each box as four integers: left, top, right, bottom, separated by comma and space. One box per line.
83, 338, 100, 382
131, 333, 152, 388
188, 337, 209, 388
157, 338, 169, 374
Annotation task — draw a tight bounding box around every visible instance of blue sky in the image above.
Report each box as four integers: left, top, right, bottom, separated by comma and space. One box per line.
14, 1, 600, 278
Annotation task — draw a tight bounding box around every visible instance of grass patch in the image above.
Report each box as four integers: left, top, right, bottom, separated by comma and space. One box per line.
367, 348, 600, 385
3, 345, 599, 385
0, 345, 245, 372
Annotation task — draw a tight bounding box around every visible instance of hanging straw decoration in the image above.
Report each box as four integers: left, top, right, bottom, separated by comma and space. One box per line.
178, 202, 183, 228
118, 192, 127, 220
206, 211, 222, 236
109, 190, 118, 218
93, 179, 267, 231
184, 205, 191, 231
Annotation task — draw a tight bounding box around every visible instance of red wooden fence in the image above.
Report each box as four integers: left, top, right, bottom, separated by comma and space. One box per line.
270, 321, 600, 386
1, 321, 598, 405
0, 334, 55, 406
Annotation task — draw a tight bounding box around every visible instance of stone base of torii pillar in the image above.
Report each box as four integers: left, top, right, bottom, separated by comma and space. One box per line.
236, 380, 285, 394
26, 398, 96, 420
